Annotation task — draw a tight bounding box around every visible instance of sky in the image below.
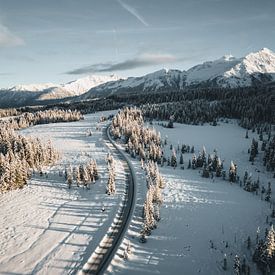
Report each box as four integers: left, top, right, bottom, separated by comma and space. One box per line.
0, 0, 275, 87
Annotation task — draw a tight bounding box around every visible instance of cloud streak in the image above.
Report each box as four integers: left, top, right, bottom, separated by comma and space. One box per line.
66, 53, 177, 75
117, 0, 149, 26
0, 23, 24, 47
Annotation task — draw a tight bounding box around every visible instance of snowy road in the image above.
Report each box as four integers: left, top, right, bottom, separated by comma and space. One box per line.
80, 125, 136, 274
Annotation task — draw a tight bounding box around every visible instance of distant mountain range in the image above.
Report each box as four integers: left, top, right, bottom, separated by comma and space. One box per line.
0, 74, 121, 108
1, 48, 275, 108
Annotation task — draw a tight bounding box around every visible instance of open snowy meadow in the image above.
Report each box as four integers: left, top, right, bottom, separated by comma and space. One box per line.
109, 119, 274, 275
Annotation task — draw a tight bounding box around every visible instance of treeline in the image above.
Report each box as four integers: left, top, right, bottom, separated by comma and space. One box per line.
0, 109, 83, 130
253, 225, 275, 273
2, 85, 273, 128
46, 85, 275, 129
0, 126, 59, 192
0, 108, 21, 118
65, 160, 99, 189
140, 161, 165, 242
248, 130, 275, 176
111, 107, 162, 162
0, 108, 83, 192
141, 86, 274, 128
263, 136, 275, 173
110, 107, 165, 242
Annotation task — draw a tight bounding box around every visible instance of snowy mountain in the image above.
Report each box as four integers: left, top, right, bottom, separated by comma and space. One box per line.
9, 83, 58, 92
78, 48, 275, 100
188, 47, 275, 88
0, 74, 121, 107
185, 55, 241, 86
218, 47, 275, 87
1, 48, 274, 108
37, 74, 122, 100
80, 69, 186, 100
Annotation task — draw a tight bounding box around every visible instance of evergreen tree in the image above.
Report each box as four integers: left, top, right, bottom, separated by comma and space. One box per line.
216, 157, 222, 177
192, 154, 197, 169
180, 153, 184, 165
188, 159, 191, 169
229, 161, 237, 183
171, 149, 177, 168
233, 255, 241, 275
202, 163, 210, 178
265, 182, 272, 202
74, 166, 81, 187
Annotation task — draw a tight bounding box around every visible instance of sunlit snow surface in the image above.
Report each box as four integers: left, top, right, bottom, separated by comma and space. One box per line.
0, 111, 128, 274
109, 120, 274, 275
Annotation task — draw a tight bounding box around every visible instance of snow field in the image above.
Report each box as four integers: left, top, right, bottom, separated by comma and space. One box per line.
0, 110, 128, 274
108, 119, 274, 274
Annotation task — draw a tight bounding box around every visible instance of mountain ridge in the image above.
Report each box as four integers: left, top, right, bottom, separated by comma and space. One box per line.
0, 48, 274, 108
79, 47, 275, 100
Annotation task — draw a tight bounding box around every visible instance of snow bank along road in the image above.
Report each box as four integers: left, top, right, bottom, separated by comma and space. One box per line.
80, 125, 136, 274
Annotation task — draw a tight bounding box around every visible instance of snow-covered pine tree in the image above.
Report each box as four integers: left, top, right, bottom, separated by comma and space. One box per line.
229, 161, 237, 183
265, 182, 272, 202
66, 165, 73, 189
233, 255, 241, 275
192, 154, 197, 169
74, 166, 81, 187
202, 163, 210, 178
171, 149, 177, 168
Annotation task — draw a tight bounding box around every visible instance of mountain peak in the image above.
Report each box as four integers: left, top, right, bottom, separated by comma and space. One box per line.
259, 47, 274, 54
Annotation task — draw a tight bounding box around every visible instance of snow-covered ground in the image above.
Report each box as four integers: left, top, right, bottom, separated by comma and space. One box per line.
1, 112, 274, 275
0, 111, 128, 275
109, 120, 274, 275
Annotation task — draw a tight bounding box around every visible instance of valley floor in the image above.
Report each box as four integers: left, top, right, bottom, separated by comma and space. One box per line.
0, 113, 274, 275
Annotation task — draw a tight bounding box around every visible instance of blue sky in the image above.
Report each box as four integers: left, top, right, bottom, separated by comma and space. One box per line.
0, 0, 274, 87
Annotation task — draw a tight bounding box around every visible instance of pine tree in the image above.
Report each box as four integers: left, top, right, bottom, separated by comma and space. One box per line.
234, 255, 241, 275
265, 182, 272, 202
247, 236, 251, 249
229, 161, 237, 183
92, 160, 99, 180
180, 153, 184, 165
171, 149, 177, 168
107, 161, 116, 195
202, 163, 210, 178
192, 154, 197, 169
82, 166, 90, 189
223, 254, 227, 270
74, 166, 81, 187
66, 165, 73, 189
216, 157, 222, 177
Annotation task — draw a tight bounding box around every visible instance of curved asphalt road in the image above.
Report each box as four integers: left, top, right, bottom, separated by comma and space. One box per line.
79, 124, 136, 275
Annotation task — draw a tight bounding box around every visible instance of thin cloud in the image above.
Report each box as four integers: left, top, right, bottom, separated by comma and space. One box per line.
117, 0, 149, 27
66, 53, 177, 75
0, 23, 24, 47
